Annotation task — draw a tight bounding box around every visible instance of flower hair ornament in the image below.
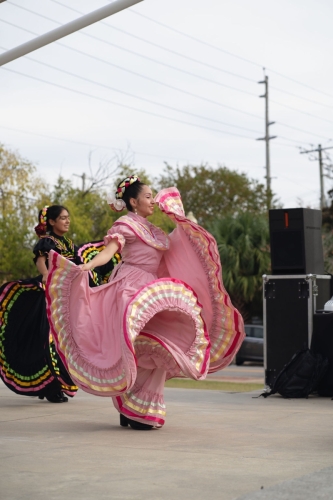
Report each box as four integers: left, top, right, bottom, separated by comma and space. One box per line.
107, 175, 140, 212
34, 205, 49, 237
106, 192, 126, 212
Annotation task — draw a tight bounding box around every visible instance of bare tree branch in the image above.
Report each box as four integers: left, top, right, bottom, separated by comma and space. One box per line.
77, 147, 134, 197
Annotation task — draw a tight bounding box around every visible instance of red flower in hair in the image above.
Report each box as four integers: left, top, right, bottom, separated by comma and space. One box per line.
34, 223, 46, 237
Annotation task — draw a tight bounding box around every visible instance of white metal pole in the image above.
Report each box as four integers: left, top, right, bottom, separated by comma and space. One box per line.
0, 0, 143, 67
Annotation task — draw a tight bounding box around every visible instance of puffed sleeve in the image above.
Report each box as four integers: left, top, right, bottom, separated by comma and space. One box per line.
103, 223, 136, 251
32, 237, 57, 264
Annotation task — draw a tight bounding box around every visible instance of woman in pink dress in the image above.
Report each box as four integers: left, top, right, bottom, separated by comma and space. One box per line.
46, 176, 245, 430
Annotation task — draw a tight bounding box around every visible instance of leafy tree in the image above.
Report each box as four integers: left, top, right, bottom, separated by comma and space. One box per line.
208, 213, 270, 322
0, 144, 48, 281
322, 231, 333, 274
50, 176, 115, 243
158, 164, 271, 227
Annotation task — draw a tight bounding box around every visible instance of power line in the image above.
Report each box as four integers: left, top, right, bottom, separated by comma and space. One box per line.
55, 0, 333, 110
1, 66, 258, 140
276, 174, 318, 188
3, 80, 310, 150
0, 124, 302, 161
0, 43, 262, 135
274, 142, 304, 150
9, 2, 333, 133
277, 135, 315, 145
276, 122, 331, 142
270, 85, 333, 111
9, 2, 257, 84
2, 35, 327, 147
1, 4, 326, 193
0, 19, 264, 122
129, 7, 333, 102
271, 99, 333, 126
0, 125, 198, 163
129, 8, 263, 69
2, 20, 331, 144
269, 68, 333, 101
0, 18, 258, 98
48, 0, 332, 110
3, 3, 332, 150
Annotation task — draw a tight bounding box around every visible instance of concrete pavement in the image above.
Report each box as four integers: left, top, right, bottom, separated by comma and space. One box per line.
1, 380, 333, 500
238, 466, 333, 499
207, 364, 264, 384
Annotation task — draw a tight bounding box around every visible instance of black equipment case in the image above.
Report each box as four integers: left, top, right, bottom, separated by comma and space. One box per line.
263, 274, 331, 388
311, 311, 333, 396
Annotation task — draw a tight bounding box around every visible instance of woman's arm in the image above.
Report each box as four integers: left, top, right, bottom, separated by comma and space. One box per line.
36, 256, 48, 284
81, 240, 119, 271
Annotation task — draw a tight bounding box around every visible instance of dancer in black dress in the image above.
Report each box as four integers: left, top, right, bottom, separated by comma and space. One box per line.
0, 205, 119, 402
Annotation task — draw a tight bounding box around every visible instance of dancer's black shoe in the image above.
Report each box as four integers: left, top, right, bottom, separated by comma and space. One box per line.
38, 392, 68, 403
119, 414, 153, 430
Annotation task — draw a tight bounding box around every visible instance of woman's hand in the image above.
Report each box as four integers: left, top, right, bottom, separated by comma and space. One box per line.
79, 240, 119, 271
80, 263, 92, 272
42, 272, 48, 285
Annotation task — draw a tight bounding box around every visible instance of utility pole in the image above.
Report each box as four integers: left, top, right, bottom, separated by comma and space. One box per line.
73, 172, 94, 192
73, 173, 86, 192
256, 75, 276, 210
300, 144, 333, 210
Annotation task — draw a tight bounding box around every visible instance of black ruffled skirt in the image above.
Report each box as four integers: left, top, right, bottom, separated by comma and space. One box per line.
0, 276, 76, 397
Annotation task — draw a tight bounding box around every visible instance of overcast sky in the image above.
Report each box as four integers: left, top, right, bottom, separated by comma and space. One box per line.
1, 0, 333, 208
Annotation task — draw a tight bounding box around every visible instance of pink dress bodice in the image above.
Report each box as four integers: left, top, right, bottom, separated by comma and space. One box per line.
105, 212, 169, 276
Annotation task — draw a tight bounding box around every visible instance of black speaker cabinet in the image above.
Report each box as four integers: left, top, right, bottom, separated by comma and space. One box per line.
269, 208, 324, 275
263, 274, 331, 388
311, 312, 333, 396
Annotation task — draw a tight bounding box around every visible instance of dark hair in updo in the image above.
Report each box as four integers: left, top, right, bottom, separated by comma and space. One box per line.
35, 205, 69, 237
121, 181, 146, 212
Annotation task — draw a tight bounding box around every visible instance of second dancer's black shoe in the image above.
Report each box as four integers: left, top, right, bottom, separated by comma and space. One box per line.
38, 392, 68, 403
